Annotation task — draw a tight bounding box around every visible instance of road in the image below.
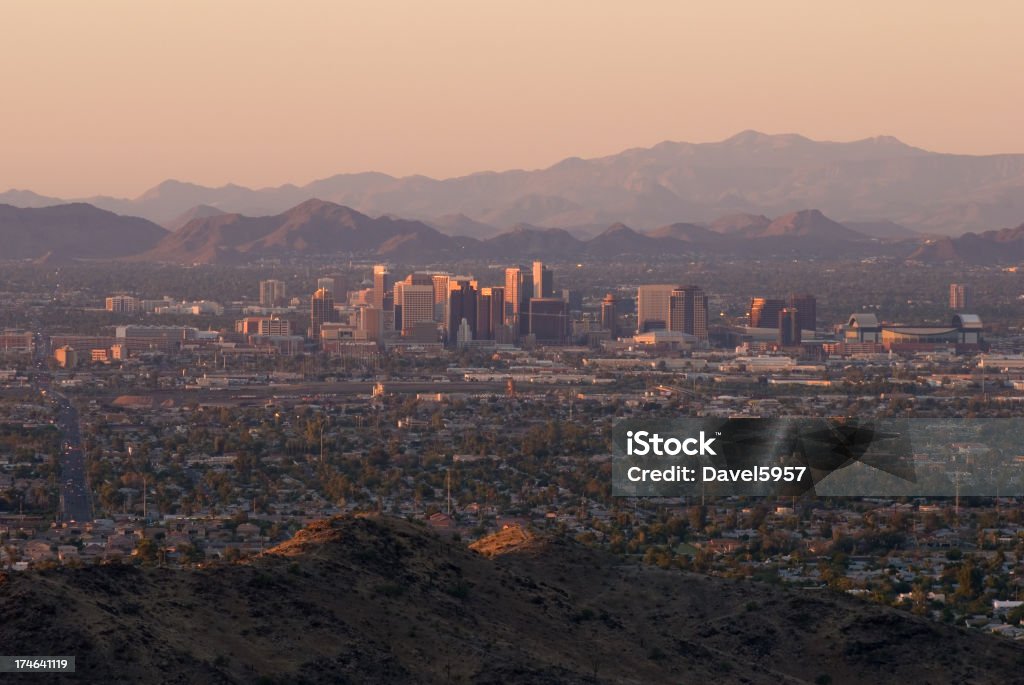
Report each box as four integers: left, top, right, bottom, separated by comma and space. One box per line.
22, 325, 93, 524
53, 395, 94, 525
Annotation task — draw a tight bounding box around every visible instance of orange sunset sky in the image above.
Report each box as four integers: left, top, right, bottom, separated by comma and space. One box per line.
2, 0, 1022, 197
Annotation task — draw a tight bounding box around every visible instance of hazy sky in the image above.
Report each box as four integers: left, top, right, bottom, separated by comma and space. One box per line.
3, 1, 1023, 197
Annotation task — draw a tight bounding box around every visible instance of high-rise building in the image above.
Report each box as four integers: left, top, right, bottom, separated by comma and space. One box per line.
310, 288, 334, 339
561, 289, 582, 313
600, 293, 619, 338
788, 294, 817, 333
488, 286, 505, 340
637, 285, 676, 332
393, 281, 404, 332
259, 280, 286, 307
532, 260, 554, 299
950, 283, 969, 310
431, 274, 451, 322
105, 295, 139, 313
356, 306, 383, 342
474, 286, 505, 341
400, 285, 435, 336
529, 298, 569, 344
447, 278, 478, 347
317, 277, 335, 294
778, 308, 801, 346
749, 297, 785, 329
372, 264, 392, 310
504, 266, 533, 334
669, 285, 709, 341
394, 273, 438, 333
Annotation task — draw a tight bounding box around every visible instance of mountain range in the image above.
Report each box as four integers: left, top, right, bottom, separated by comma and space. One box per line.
3, 199, 1023, 265
0, 203, 167, 262
5, 131, 1024, 237
138, 204, 893, 264
3, 516, 1022, 684
908, 223, 1024, 264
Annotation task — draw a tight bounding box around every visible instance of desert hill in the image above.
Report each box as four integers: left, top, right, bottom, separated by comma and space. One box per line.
135, 201, 890, 263
138, 200, 467, 264
2, 516, 1023, 684
909, 224, 1024, 263
0, 203, 167, 262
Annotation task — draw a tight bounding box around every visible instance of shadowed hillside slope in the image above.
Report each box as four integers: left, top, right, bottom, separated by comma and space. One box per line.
2, 516, 1023, 684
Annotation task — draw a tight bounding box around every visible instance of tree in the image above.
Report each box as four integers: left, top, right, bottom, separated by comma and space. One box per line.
955, 559, 984, 600
135, 538, 158, 566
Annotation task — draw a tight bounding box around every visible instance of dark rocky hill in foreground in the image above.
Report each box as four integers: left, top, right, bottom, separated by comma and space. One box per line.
2, 516, 1023, 684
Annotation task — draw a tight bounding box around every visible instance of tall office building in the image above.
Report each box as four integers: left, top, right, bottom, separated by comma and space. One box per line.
357, 306, 383, 342
669, 285, 709, 341
488, 286, 505, 340
561, 289, 582, 313
393, 281, 404, 332
372, 264, 392, 310
504, 266, 533, 334
400, 285, 435, 336
749, 297, 785, 329
788, 294, 817, 333
532, 260, 554, 299
637, 285, 676, 332
447, 278, 478, 347
310, 288, 335, 340
778, 308, 801, 346
950, 283, 969, 310
600, 293, 619, 338
529, 298, 569, 344
475, 286, 505, 341
431, 274, 451, 322
259, 279, 286, 307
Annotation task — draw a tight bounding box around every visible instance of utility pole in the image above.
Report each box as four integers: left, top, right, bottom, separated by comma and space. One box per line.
319, 417, 329, 464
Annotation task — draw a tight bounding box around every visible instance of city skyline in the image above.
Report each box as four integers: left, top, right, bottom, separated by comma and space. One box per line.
6, 3, 1024, 681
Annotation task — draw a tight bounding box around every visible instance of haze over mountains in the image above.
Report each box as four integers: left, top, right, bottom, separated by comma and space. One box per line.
0, 203, 167, 262
140, 202, 880, 264
5, 197, 1024, 265
3, 516, 1023, 684
121, 204, 897, 264
5, 131, 1024, 236
909, 223, 1024, 264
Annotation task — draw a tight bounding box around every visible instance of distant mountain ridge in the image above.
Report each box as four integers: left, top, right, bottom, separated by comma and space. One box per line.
134, 203, 893, 264
5, 131, 1024, 236
908, 223, 1024, 263
139, 199, 470, 264
0, 203, 166, 262
16, 198, 1024, 265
